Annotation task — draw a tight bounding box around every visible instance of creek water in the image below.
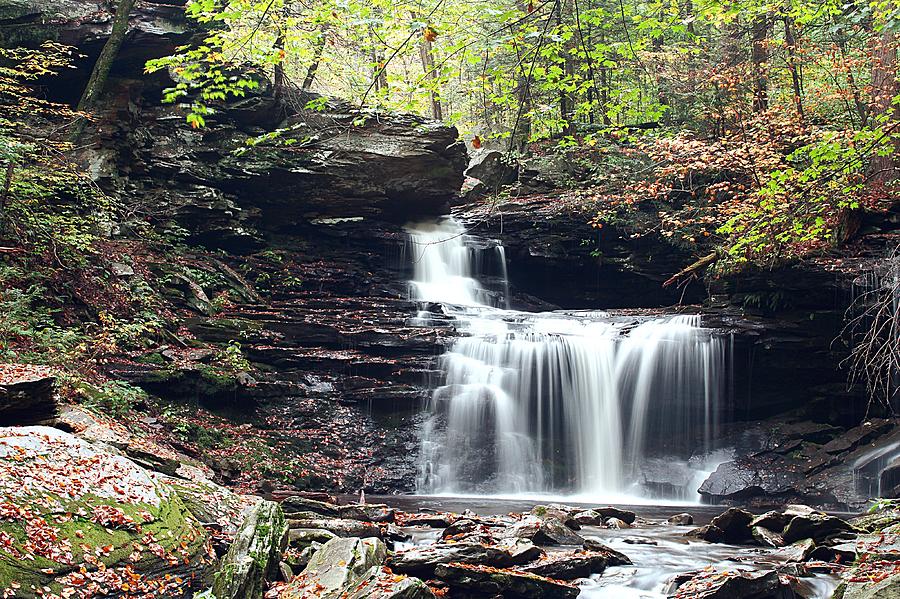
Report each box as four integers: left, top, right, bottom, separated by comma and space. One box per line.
407, 218, 727, 500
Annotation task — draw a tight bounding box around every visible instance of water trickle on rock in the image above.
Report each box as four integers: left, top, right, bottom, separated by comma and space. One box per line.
407, 218, 727, 500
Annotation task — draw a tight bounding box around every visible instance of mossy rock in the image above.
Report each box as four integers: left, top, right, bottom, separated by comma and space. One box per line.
0, 426, 214, 597
212, 500, 288, 599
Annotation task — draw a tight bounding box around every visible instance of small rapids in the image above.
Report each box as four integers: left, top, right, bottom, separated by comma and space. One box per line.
407, 218, 729, 501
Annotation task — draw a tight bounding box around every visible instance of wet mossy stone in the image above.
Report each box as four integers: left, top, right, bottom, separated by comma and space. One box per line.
0, 426, 213, 597
212, 499, 288, 599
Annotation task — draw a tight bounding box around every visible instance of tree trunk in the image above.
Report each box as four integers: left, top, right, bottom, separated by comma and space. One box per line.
414, 15, 443, 120
870, 30, 898, 188
302, 27, 328, 91
783, 14, 805, 120
513, 0, 533, 149
76, 0, 136, 114
750, 14, 769, 112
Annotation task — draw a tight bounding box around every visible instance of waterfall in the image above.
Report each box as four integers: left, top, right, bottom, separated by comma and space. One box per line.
408, 218, 726, 499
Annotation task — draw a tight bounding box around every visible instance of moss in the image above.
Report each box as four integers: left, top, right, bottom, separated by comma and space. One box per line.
0, 489, 212, 594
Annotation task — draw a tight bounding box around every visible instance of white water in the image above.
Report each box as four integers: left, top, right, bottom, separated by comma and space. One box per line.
408, 218, 726, 500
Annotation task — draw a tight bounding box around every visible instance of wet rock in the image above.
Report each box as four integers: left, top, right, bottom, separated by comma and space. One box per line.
213, 500, 289, 599
595, 506, 637, 524
698, 455, 803, 501
809, 543, 857, 563
751, 510, 792, 532
752, 526, 785, 548
519, 548, 630, 580
709, 507, 754, 544
287, 513, 382, 538
623, 537, 658, 545
784, 504, 819, 517
686, 524, 726, 543
607, 517, 631, 529
573, 509, 605, 525
279, 561, 294, 582
531, 504, 580, 529
776, 538, 816, 562
289, 528, 339, 548
441, 518, 481, 539
668, 513, 694, 526
402, 513, 454, 528
388, 542, 536, 576
280, 537, 387, 599
433, 563, 579, 598
343, 566, 435, 599
671, 569, 785, 599
506, 516, 586, 546
782, 514, 855, 544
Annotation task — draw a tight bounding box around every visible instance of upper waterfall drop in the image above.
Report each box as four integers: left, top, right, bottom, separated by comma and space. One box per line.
406, 217, 728, 500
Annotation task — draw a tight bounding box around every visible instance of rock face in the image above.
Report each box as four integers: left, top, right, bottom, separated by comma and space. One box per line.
0, 426, 214, 596
0, 366, 57, 425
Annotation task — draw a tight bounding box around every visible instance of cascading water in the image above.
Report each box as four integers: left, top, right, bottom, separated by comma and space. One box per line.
408, 218, 727, 500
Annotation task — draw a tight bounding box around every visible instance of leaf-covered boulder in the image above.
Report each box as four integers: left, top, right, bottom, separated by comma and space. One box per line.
279, 536, 387, 599
212, 499, 288, 599
0, 426, 214, 597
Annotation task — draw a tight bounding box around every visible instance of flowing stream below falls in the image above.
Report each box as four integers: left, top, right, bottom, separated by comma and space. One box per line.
406, 217, 731, 501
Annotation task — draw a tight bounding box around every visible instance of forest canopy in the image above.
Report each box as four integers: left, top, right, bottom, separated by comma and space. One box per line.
145, 0, 898, 267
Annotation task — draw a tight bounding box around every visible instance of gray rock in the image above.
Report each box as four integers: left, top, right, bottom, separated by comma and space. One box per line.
686, 524, 726, 544
709, 507, 754, 543
212, 500, 289, 599
573, 509, 605, 526
388, 542, 530, 576
519, 548, 628, 580
282, 496, 395, 522
834, 573, 900, 599
776, 538, 816, 562
782, 514, 854, 544
506, 516, 586, 546
594, 506, 637, 524
110, 262, 135, 277
289, 528, 339, 548
667, 513, 694, 526
750, 510, 791, 532
287, 513, 382, 538
281, 537, 387, 599
751, 526, 785, 548
465, 149, 518, 188
606, 517, 631, 529
344, 567, 435, 599
671, 569, 784, 599
433, 563, 579, 598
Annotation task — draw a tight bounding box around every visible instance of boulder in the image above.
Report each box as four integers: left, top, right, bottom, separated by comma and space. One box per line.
594, 506, 637, 524
281, 496, 395, 523
709, 507, 754, 543
531, 504, 580, 529
751, 526, 785, 548
388, 541, 539, 575
668, 513, 694, 526
433, 563, 579, 598
776, 538, 816, 562
573, 509, 605, 526
782, 514, 855, 544
212, 500, 288, 599
607, 517, 631, 529
686, 524, 727, 544
343, 566, 435, 599
506, 516, 586, 546
464, 149, 518, 188
520, 547, 631, 580
289, 528, 339, 548
751, 510, 792, 532
0, 426, 213, 595
672, 569, 786, 599
280, 537, 387, 599
834, 575, 900, 599
287, 513, 382, 538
